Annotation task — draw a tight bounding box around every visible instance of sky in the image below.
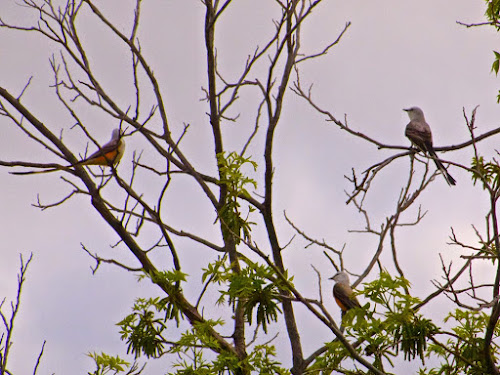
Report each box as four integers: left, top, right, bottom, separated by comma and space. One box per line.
1, 0, 500, 374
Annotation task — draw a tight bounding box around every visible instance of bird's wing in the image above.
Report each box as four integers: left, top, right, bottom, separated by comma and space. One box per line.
406, 121, 456, 186
333, 283, 361, 311
76, 138, 122, 166
405, 120, 433, 153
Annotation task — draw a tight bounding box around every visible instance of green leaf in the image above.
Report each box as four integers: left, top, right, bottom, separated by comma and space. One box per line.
87, 352, 130, 375
492, 58, 500, 75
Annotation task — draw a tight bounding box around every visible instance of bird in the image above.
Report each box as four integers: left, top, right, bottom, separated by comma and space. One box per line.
74, 128, 125, 167
11, 128, 125, 175
329, 271, 361, 313
403, 107, 456, 186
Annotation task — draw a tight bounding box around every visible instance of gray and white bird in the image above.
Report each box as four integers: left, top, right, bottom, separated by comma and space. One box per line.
404, 107, 456, 186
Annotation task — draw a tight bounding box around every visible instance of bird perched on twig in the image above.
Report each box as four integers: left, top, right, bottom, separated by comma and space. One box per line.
330, 271, 361, 313
403, 107, 456, 186
11, 128, 125, 175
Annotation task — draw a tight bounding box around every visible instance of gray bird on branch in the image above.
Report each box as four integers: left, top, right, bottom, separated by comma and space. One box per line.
404, 107, 456, 186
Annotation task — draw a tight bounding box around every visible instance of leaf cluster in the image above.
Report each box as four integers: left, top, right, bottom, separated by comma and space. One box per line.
117, 269, 188, 358
487, 0, 500, 101
203, 257, 290, 333
162, 320, 289, 374
303, 340, 350, 374
355, 273, 435, 362
167, 339, 289, 374
310, 272, 439, 373
216, 151, 257, 244
363, 272, 437, 362
117, 297, 171, 358
421, 309, 497, 375
87, 352, 137, 375
486, 0, 500, 26
471, 156, 500, 190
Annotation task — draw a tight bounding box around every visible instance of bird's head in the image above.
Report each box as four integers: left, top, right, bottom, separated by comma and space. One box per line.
403, 106, 425, 121
111, 128, 125, 141
329, 271, 350, 284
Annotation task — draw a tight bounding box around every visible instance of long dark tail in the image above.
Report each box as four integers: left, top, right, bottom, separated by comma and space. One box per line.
429, 149, 456, 186
10, 168, 60, 175
10, 164, 72, 175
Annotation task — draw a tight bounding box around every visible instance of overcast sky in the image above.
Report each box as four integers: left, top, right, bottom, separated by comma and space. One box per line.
1, 1, 499, 374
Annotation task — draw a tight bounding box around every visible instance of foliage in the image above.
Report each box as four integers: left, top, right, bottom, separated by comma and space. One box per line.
167, 342, 289, 375
486, 0, 500, 101
204, 257, 289, 333
362, 272, 438, 362
116, 256, 292, 370
216, 151, 257, 244
311, 272, 439, 373
486, 0, 500, 26
471, 156, 500, 190
87, 352, 137, 375
118, 297, 170, 358
421, 310, 497, 375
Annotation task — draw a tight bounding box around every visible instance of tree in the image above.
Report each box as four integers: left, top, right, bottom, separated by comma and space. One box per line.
0, 255, 47, 375
1, 1, 500, 374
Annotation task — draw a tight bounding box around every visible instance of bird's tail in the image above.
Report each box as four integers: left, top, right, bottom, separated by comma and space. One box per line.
10, 168, 61, 175
10, 165, 73, 175
429, 149, 456, 186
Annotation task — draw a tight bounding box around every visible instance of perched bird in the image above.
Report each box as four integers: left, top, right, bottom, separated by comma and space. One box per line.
74, 128, 125, 167
404, 107, 456, 186
330, 271, 361, 312
11, 128, 125, 175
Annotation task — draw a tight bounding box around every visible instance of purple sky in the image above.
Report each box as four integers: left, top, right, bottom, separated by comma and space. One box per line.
1, 1, 499, 373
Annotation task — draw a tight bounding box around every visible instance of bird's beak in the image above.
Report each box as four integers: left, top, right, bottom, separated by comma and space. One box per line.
403, 108, 410, 112
328, 276, 334, 280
